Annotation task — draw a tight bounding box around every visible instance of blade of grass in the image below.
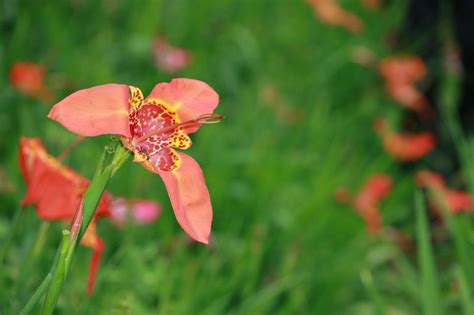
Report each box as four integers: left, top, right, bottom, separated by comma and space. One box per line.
415, 191, 442, 315
431, 190, 474, 292
360, 269, 385, 315
0, 204, 26, 264
455, 265, 473, 315
41, 230, 74, 315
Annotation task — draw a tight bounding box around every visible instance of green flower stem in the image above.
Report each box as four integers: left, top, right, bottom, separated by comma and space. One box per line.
21, 138, 131, 314
415, 191, 442, 315
79, 138, 125, 239
41, 230, 73, 315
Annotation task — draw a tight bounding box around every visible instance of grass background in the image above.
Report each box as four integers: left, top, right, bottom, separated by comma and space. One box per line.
0, 0, 472, 314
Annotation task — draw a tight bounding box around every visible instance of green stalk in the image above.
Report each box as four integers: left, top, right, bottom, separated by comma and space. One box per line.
456, 265, 473, 315
415, 191, 442, 315
431, 189, 474, 295
21, 138, 131, 314
41, 230, 73, 314
360, 269, 384, 315
79, 138, 125, 239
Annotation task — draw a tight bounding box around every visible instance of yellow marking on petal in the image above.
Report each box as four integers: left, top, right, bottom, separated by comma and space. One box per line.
140, 159, 158, 173
146, 98, 180, 117
133, 151, 148, 163
120, 135, 146, 162
169, 148, 182, 171
171, 133, 192, 149
115, 109, 130, 115
128, 86, 144, 110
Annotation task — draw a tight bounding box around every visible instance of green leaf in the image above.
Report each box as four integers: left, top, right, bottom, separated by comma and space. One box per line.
415, 191, 442, 315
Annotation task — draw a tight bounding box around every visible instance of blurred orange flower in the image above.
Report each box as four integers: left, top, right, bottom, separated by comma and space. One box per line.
152, 36, 193, 74
415, 170, 474, 213
336, 174, 393, 235
260, 84, 304, 124
361, 0, 381, 9
19, 137, 110, 294
374, 118, 436, 162
379, 56, 430, 114
10, 62, 54, 101
306, 0, 364, 33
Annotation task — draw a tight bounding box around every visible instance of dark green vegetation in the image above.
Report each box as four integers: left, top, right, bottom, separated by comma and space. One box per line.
1, 0, 473, 314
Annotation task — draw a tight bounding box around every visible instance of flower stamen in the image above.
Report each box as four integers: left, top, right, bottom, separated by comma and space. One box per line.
133, 113, 223, 145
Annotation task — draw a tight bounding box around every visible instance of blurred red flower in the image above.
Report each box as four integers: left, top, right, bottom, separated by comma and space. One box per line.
415, 170, 474, 213
10, 62, 54, 101
336, 174, 393, 235
306, 0, 364, 33
379, 56, 430, 114
374, 118, 436, 162
19, 137, 111, 219
152, 36, 193, 74
19, 137, 110, 295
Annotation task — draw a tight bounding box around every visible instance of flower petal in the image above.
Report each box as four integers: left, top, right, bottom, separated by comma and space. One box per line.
145, 78, 219, 134
48, 84, 131, 137
157, 152, 212, 243
80, 221, 104, 295
19, 137, 111, 220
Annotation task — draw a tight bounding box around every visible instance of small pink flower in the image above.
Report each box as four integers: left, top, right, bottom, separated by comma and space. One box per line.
110, 198, 128, 225
48, 79, 221, 243
132, 200, 161, 224
111, 198, 161, 225
152, 36, 193, 74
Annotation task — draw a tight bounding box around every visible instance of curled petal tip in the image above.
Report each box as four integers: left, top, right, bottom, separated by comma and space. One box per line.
197, 236, 209, 244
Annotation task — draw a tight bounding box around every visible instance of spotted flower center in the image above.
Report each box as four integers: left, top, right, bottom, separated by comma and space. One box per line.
122, 87, 190, 172
121, 86, 223, 172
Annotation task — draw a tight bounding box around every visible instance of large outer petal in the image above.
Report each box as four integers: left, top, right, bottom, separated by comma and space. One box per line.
156, 152, 212, 243
145, 78, 219, 134
48, 84, 131, 137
